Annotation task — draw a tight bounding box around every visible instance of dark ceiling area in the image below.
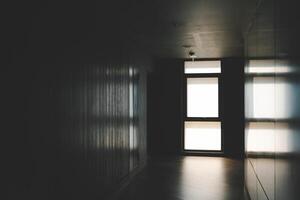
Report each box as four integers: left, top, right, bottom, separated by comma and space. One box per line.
5, 0, 261, 62
7, 0, 298, 61
120, 0, 299, 59
121, 0, 254, 58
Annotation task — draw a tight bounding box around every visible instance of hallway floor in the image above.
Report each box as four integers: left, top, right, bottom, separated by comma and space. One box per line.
117, 156, 245, 200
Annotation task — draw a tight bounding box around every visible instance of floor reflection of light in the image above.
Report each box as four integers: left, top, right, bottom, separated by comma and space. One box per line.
178, 157, 226, 200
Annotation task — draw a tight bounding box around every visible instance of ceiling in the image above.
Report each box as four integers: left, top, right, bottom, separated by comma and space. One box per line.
121, 0, 255, 59
5, 0, 262, 61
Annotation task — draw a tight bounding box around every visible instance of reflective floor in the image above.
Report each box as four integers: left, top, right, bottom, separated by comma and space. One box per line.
117, 156, 245, 200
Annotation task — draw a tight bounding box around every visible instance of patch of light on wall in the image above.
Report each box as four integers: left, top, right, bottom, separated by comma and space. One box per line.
253, 77, 275, 118
184, 121, 221, 151
248, 60, 275, 73
184, 61, 221, 74
276, 59, 294, 74
275, 79, 290, 119
247, 122, 275, 153
248, 59, 293, 74
275, 122, 292, 154
187, 78, 218, 117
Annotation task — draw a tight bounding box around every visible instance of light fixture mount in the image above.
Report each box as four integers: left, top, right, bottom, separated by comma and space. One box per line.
189, 51, 197, 61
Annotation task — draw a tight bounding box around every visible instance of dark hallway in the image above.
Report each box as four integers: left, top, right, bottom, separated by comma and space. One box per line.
4, 0, 300, 200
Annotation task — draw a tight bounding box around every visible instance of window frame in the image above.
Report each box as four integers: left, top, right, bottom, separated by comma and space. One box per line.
182, 59, 224, 155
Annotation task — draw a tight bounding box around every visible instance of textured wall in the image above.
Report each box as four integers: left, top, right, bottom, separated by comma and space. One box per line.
244, 0, 300, 199
5, 56, 150, 200
4, 1, 152, 199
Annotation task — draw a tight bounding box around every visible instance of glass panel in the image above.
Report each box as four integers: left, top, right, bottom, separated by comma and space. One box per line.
184, 61, 221, 74
184, 121, 221, 150
187, 77, 218, 117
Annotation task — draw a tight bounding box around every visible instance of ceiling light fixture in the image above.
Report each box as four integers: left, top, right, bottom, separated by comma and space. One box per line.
189, 51, 197, 61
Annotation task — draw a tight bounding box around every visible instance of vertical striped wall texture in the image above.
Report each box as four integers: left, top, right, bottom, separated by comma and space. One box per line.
6, 56, 150, 200
3, 1, 151, 199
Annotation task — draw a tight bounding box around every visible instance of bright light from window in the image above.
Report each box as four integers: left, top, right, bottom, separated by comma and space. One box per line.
247, 122, 275, 153
187, 78, 218, 117
184, 121, 221, 151
248, 60, 275, 74
185, 61, 221, 74
248, 59, 293, 74
253, 77, 275, 118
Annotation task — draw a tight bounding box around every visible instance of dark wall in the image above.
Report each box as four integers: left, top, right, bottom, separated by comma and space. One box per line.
244, 0, 300, 199
222, 58, 245, 158
5, 53, 150, 200
148, 58, 244, 157
4, 1, 151, 200
147, 59, 183, 155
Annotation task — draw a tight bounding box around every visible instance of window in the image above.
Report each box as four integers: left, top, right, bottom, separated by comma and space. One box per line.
183, 60, 222, 152
184, 121, 221, 150
187, 77, 218, 117
185, 61, 221, 73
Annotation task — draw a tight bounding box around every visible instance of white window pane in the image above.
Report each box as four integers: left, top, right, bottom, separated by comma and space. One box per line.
185, 61, 221, 74
253, 77, 275, 118
187, 78, 218, 117
184, 121, 221, 151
